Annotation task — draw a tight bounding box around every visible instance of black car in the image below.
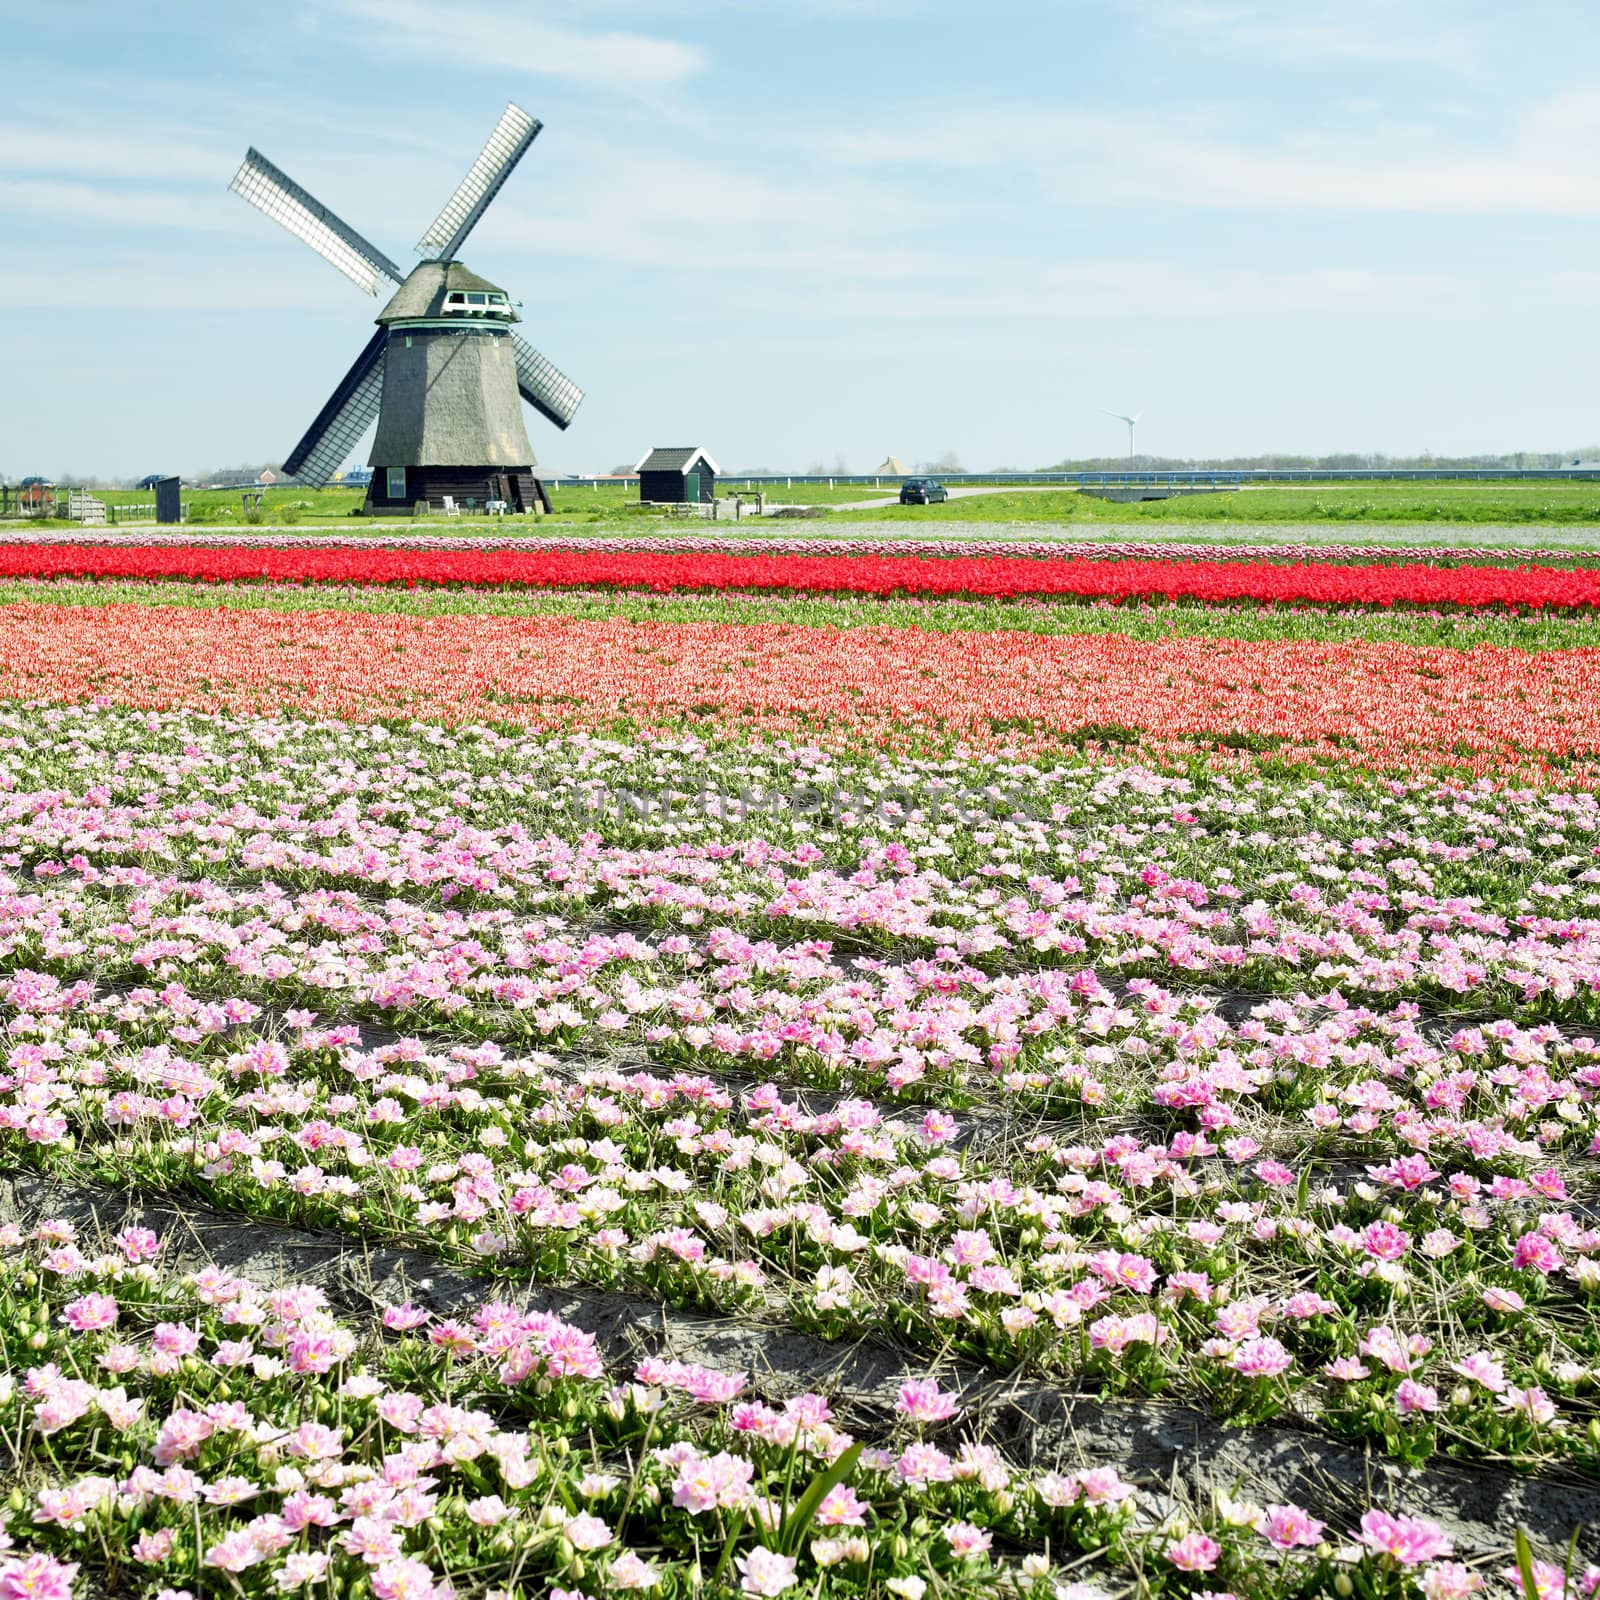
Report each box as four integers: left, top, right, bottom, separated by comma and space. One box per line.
899, 477, 949, 505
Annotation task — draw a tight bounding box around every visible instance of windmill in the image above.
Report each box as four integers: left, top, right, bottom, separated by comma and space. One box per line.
1101, 407, 1144, 471
230, 104, 582, 515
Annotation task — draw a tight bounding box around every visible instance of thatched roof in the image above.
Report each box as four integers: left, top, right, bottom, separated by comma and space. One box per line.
377, 261, 519, 324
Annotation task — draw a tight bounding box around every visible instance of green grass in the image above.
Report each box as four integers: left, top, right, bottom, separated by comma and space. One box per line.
21, 480, 873, 527
9, 477, 1600, 534
9, 482, 644, 528
6, 575, 1598, 649
845, 479, 1600, 525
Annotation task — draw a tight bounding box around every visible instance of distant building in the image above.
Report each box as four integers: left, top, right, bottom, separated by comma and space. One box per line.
876, 455, 910, 475
338, 465, 374, 487
635, 446, 718, 505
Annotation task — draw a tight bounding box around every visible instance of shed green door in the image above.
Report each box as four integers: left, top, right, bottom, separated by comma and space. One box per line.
684, 472, 701, 503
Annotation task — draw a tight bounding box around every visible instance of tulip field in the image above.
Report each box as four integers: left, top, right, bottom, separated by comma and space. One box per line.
5, 537, 1600, 608
0, 531, 1598, 1600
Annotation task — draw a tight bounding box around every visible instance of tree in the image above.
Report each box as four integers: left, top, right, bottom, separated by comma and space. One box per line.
929, 449, 963, 474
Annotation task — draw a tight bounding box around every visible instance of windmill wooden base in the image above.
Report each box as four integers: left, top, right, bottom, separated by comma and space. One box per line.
364, 466, 550, 515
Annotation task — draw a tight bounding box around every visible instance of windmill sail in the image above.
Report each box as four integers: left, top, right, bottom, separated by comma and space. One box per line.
230, 149, 404, 296
511, 334, 583, 430
283, 330, 389, 483
416, 104, 541, 263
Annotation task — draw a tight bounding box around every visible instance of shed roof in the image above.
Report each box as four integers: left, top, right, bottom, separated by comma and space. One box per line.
634, 446, 719, 475
377, 261, 519, 325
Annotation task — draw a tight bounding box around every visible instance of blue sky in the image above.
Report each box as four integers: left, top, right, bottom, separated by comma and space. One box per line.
2, 0, 1596, 478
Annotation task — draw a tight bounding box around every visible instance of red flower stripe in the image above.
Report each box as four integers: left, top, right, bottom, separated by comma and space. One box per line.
0, 543, 1594, 608
0, 601, 1595, 777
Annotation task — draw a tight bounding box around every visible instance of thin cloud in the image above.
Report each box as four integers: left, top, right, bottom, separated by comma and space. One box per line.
328, 0, 707, 85
0, 249, 352, 310
1112, 0, 1493, 72
548, 0, 930, 17
474, 145, 928, 278
759, 260, 1471, 321
0, 179, 253, 234
823, 91, 1600, 216
0, 124, 227, 183
501, 207, 932, 278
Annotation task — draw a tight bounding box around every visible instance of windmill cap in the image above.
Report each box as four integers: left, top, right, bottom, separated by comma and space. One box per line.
377, 260, 519, 324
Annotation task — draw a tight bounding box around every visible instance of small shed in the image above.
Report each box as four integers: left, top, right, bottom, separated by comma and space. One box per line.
154, 476, 182, 525
636, 446, 718, 505
876, 455, 910, 475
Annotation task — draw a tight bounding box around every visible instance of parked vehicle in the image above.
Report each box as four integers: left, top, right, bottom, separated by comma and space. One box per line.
898, 477, 949, 505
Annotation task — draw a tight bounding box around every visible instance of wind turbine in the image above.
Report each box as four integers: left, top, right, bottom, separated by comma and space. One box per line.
1101, 407, 1144, 471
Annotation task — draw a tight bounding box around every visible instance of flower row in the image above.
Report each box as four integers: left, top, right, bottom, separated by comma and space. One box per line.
3, 708, 1599, 1470
1, 603, 1596, 775
0, 1218, 1545, 1600
7, 705, 1600, 1025
10, 982, 1600, 1461
4, 543, 1600, 608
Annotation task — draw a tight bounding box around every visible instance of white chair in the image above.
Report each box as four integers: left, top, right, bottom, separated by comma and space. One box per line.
441, 495, 461, 518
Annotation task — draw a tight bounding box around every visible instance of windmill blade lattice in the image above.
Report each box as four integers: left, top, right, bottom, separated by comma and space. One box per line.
282, 330, 389, 484
229, 149, 405, 297
511, 334, 584, 430
415, 104, 542, 263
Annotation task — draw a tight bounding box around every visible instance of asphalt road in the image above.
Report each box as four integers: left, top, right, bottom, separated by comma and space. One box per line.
832, 484, 1073, 510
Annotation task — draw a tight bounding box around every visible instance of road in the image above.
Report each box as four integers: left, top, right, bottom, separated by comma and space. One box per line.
828, 484, 1077, 511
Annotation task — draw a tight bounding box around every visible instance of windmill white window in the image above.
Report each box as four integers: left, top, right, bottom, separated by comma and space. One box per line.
387, 467, 406, 498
